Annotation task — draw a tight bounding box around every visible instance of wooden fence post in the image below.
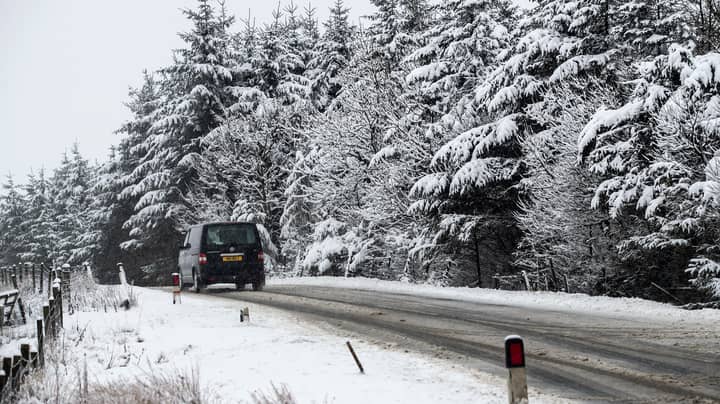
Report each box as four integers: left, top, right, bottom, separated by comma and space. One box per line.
56, 286, 63, 329
0, 357, 9, 393
38, 264, 44, 295
0, 359, 6, 395
51, 286, 58, 334
61, 264, 71, 305
17, 296, 26, 325
36, 318, 44, 367
30, 351, 38, 369
31, 264, 36, 293
42, 304, 50, 337
11, 355, 20, 389
48, 298, 56, 338
20, 345, 30, 380
48, 269, 53, 298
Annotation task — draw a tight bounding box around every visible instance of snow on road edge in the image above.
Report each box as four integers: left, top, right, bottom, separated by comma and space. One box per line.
269, 276, 720, 325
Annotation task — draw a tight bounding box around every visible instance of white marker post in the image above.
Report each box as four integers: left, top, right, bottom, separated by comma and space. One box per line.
172, 272, 181, 304
505, 335, 528, 404
83, 261, 92, 278
117, 263, 127, 286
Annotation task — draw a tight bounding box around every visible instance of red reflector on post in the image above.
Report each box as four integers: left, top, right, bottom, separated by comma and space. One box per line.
505, 335, 525, 368
171, 272, 180, 286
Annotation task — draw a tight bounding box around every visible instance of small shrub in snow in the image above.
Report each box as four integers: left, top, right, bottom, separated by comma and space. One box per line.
11, 354, 210, 404
9, 342, 81, 404
85, 366, 208, 404
251, 384, 298, 404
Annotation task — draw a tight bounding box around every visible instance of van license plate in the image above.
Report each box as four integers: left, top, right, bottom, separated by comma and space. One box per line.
222, 255, 243, 262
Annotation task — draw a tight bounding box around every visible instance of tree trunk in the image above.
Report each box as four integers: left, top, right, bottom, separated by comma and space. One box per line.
473, 234, 482, 288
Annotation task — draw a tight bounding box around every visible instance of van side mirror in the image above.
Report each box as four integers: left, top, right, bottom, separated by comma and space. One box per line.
180, 243, 191, 250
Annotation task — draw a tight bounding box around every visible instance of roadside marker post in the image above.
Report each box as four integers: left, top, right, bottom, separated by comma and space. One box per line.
171, 273, 181, 304
117, 263, 127, 286
240, 307, 250, 322
346, 341, 365, 374
505, 335, 528, 404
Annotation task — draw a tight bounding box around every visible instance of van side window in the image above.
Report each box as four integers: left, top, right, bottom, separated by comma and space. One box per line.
190, 227, 202, 247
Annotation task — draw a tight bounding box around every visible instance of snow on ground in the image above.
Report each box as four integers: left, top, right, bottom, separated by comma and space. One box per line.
269, 276, 720, 325
53, 287, 568, 404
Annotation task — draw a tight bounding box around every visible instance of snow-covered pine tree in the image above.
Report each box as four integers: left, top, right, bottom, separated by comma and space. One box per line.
74, 151, 118, 269
19, 169, 53, 264
367, 0, 401, 70
200, 106, 299, 270
405, 0, 514, 121
0, 174, 27, 267
406, 0, 518, 286
285, 0, 439, 280
694, 0, 720, 51
409, 0, 695, 288
579, 45, 720, 301
49, 144, 93, 265
280, 150, 320, 274
367, 0, 429, 72
96, 72, 164, 282
197, 6, 317, 271
119, 0, 239, 280
309, 0, 355, 109
300, 4, 321, 59
515, 79, 628, 293
248, 6, 309, 104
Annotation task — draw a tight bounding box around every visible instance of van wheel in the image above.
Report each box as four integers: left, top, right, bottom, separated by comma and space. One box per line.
235, 283, 245, 291
251, 280, 264, 291
193, 271, 202, 293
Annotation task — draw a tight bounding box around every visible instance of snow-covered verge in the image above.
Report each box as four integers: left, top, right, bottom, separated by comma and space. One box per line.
269, 277, 720, 325
10, 287, 570, 404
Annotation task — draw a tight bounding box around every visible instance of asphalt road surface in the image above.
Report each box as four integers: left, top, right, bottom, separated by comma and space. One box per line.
200, 285, 720, 403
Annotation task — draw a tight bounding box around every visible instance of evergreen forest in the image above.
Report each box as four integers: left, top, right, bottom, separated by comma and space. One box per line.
2, 0, 720, 305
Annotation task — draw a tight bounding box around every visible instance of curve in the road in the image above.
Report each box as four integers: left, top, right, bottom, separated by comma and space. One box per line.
201, 285, 720, 403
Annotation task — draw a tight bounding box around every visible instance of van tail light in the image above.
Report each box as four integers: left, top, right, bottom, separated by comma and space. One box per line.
199, 253, 208, 265
257, 251, 265, 262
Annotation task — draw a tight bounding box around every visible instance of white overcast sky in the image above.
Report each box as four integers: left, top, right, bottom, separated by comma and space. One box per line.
0, 0, 375, 182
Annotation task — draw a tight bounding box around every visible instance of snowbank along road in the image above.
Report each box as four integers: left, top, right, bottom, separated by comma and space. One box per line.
199, 280, 720, 403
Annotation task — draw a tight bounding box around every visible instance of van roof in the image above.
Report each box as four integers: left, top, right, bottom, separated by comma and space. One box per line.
191, 221, 257, 228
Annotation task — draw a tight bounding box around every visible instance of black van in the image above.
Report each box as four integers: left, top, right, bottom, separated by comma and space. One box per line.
178, 222, 265, 292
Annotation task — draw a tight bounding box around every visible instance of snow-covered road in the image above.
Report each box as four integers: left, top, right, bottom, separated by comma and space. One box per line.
60, 286, 569, 403
190, 277, 720, 403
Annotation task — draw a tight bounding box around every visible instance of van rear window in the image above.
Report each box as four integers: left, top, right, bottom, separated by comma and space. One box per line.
205, 224, 257, 246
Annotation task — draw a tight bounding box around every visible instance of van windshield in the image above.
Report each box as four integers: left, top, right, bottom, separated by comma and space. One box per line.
204, 224, 257, 247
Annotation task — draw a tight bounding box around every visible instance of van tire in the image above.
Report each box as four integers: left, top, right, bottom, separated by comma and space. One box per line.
252, 280, 264, 291
193, 270, 203, 293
